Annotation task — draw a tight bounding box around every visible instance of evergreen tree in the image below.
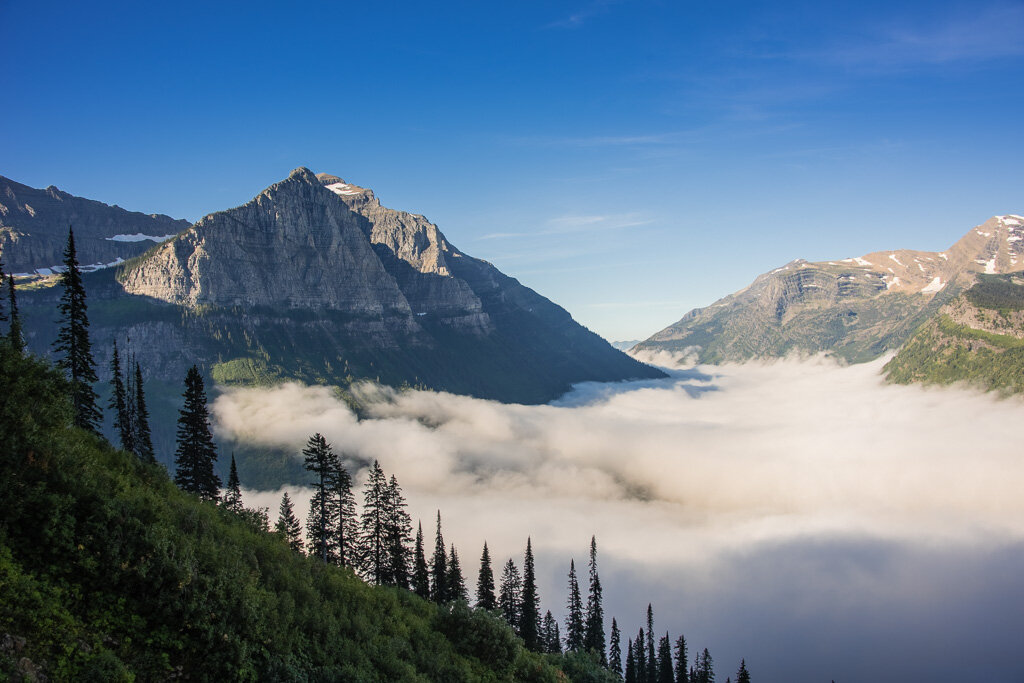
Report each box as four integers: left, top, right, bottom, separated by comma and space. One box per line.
132, 361, 156, 464
412, 521, 431, 599
303, 433, 339, 562
542, 610, 562, 654
519, 537, 541, 651
498, 558, 522, 631
109, 340, 134, 453
275, 492, 304, 553
382, 474, 412, 587
223, 453, 243, 512
0, 258, 5, 324
359, 460, 389, 584
565, 559, 585, 651
333, 460, 359, 568
53, 227, 101, 433
7, 274, 23, 353
584, 536, 606, 664
446, 544, 468, 602
674, 634, 689, 683
735, 660, 750, 683
658, 635, 674, 683
476, 541, 497, 610
646, 605, 657, 683
173, 365, 220, 500
625, 639, 637, 683
609, 617, 623, 678
430, 511, 449, 602
637, 628, 647, 683
694, 648, 714, 683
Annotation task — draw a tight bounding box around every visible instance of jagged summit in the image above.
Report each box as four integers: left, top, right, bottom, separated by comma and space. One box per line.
633, 215, 1024, 364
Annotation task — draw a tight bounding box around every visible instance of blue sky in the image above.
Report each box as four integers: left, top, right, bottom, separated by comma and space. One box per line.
3, 0, 1022, 340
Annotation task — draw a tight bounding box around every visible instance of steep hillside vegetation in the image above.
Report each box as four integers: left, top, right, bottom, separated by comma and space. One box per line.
884, 275, 1024, 393
0, 344, 571, 682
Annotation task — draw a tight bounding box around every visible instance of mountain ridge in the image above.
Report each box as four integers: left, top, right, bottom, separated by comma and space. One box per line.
632, 215, 1024, 364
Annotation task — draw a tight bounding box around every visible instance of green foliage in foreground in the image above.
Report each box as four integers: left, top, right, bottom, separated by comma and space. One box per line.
0, 344, 580, 682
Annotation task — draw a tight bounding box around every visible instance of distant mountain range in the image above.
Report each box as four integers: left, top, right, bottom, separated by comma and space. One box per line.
0, 175, 190, 274
633, 215, 1024, 372
9, 168, 662, 407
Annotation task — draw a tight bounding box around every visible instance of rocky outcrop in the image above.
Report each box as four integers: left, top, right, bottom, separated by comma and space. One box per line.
634, 215, 1024, 364
0, 175, 189, 274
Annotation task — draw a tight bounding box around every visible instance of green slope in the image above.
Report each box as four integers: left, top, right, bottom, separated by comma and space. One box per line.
0, 344, 583, 682
884, 275, 1024, 393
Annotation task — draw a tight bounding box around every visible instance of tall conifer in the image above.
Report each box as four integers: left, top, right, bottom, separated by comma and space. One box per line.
625, 639, 637, 683
609, 618, 623, 678
430, 511, 449, 602
637, 628, 647, 683
7, 274, 23, 353
646, 605, 657, 683
520, 537, 541, 651
383, 474, 412, 587
303, 433, 339, 562
565, 559, 585, 651
334, 460, 359, 568
173, 365, 220, 500
446, 544, 468, 602
133, 361, 156, 463
658, 635, 675, 683
54, 227, 101, 433
109, 340, 133, 453
735, 660, 750, 683
412, 522, 431, 599
674, 634, 689, 683
498, 558, 522, 631
476, 541, 497, 610
223, 453, 243, 512
275, 492, 304, 552
359, 460, 389, 583
585, 536, 606, 663
543, 610, 562, 654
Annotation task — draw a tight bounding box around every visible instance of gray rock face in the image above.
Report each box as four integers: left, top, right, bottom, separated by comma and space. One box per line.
0, 175, 190, 274
635, 215, 1024, 364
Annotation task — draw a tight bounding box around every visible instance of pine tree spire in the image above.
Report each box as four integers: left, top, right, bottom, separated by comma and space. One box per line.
646, 604, 656, 683
412, 521, 431, 599
173, 365, 220, 500
498, 558, 522, 632
585, 535, 606, 664
132, 360, 156, 463
109, 340, 134, 453
476, 541, 496, 610
657, 634, 674, 683
383, 473, 412, 588
446, 543, 467, 602
674, 634, 689, 683
54, 226, 101, 433
519, 537, 541, 651
565, 558, 584, 651
303, 433, 339, 563
275, 491, 304, 553
224, 453, 243, 512
7, 274, 23, 353
430, 511, 448, 602
609, 617, 623, 678
735, 659, 750, 683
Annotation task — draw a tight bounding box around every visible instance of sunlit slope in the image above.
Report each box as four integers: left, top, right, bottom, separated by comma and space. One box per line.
884, 274, 1024, 393
634, 215, 1024, 363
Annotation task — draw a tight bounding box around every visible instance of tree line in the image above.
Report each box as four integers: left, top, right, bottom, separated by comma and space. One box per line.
5, 227, 753, 682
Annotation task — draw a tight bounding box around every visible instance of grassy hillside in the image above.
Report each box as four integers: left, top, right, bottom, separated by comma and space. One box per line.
884, 275, 1024, 393
0, 344, 582, 682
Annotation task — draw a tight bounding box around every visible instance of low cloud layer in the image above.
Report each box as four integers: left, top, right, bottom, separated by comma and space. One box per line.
219, 359, 1024, 682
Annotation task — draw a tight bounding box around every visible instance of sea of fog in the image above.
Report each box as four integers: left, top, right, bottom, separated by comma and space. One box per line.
218, 357, 1024, 683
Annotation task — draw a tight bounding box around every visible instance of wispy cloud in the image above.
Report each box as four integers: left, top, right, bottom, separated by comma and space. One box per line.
543, 0, 622, 30
824, 4, 1024, 70
477, 213, 654, 240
